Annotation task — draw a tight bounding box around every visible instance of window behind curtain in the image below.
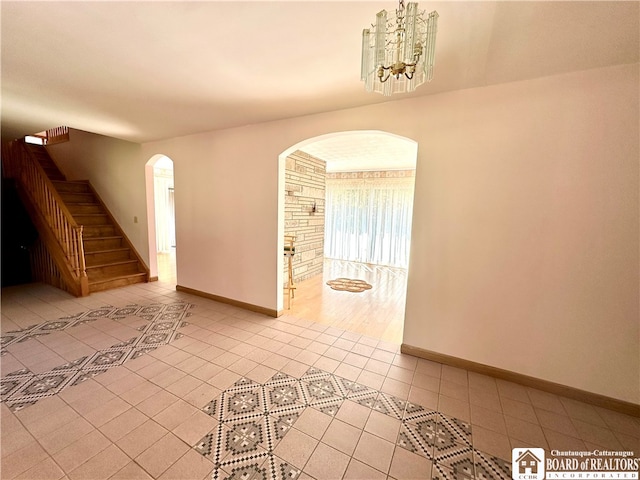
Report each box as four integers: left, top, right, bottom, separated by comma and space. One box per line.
324, 173, 415, 268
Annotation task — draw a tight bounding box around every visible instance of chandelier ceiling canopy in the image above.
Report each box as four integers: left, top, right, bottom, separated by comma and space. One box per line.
361, 0, 438, 96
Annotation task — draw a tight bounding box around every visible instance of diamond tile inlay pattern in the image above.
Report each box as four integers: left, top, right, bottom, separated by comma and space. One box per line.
195, 368, 512, 480
0, 301, 194, 411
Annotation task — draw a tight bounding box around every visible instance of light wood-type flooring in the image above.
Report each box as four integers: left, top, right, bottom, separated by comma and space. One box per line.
159, 253, 406, 344
285, 259, 407, 344
157, 250, 177, 285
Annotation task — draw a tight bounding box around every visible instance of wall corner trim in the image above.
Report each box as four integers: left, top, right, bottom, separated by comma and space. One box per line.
148, 276, 159, 282
175, 285, 279, 318
401, 343, 640, 418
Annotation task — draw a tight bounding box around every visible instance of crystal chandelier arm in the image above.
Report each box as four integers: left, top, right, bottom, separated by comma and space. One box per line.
377, 65, 392, 83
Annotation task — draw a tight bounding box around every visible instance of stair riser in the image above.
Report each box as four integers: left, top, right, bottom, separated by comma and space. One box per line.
88, 274, 146, 293
85, 250, 132, 266
60, 193, 96, 204
73, 215, 109, 226
83, 238, 124, 250
43, 172, 65, 181
53, 182, 91, 193
83, 226, 116, 237
67, 204, 103, 215
87, 262, 140, 279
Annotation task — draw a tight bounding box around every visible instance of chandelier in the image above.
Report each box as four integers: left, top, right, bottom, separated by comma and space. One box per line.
361, 0, 438, 96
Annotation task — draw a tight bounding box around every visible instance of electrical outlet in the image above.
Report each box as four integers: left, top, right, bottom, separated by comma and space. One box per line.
134, 216, 138, 223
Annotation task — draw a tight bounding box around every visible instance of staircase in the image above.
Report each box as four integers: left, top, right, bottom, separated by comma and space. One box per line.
26, 144, 66, 181
6, 141, 149, 295
53, 179, 148, 292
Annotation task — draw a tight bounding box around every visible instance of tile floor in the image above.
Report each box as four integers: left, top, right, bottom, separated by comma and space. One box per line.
1, 281, 638, 480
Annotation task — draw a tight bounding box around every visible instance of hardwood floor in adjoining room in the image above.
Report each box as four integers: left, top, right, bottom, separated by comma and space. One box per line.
157, 250, 176, 285
285, 259, 408, 344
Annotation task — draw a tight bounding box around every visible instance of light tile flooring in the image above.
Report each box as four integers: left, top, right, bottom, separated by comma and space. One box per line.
1, 278, 639, 479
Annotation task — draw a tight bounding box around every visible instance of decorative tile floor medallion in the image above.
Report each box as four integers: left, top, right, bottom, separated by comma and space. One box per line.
196, 367, 512, 480
0, 301, 194, 411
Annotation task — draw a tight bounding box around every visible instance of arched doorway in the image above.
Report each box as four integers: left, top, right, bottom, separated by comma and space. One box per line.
145, 154, 176, 283
278, 130, 418, 343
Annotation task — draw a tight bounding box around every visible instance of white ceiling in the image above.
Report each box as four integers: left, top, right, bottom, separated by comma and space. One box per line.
302, 132, 417, 172
2, 1, 638, 169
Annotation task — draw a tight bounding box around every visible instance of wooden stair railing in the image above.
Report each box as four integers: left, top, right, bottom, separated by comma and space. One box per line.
44, 126, 70, 145
2, 140, 89, 296
30, 125, 70, 146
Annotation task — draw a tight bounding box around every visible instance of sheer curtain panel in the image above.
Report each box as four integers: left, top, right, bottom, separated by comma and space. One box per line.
324, 174, 415, 268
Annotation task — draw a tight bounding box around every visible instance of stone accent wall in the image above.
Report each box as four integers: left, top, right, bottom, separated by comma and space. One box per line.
284, 150, 325, 285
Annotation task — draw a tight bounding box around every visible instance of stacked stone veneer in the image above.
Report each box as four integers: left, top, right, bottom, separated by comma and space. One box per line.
284, 150, 325, 285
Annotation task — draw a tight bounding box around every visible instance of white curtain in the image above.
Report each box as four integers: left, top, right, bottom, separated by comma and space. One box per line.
324, 175, 415, 267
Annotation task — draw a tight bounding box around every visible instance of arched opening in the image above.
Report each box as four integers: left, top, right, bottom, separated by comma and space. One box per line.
145, 154, 176, 284
278, 130, 418, 343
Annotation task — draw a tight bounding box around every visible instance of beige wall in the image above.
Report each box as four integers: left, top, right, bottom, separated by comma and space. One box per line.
284, 150, 325, 285
53, 63, 637, 403
403, 65, 639, 404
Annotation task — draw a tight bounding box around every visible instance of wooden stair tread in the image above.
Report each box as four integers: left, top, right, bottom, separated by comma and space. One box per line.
85, 247, 129, 254
88, 272, 146, 283
83, 226, 116, 233
88, 272, 147, 285
84, 235, 122, 240
85, 259, 138, 269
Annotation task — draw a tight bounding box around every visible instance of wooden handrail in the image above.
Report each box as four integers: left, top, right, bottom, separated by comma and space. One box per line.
3, 140, 87, 281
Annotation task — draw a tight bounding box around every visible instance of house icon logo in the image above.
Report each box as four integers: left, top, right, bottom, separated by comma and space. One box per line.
512, 448, 545, 480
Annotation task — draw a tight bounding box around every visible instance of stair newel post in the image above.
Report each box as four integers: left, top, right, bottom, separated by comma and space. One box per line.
76, 225, 90, 297
75, 225, 88, 278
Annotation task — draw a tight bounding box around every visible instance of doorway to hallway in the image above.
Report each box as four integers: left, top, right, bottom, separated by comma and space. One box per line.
146, 154, 177, 284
